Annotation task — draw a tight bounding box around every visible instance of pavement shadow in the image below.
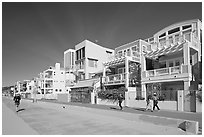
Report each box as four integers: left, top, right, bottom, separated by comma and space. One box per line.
110, 107, 121, 110
133, 108, 146, 112
17, 108, 25, 113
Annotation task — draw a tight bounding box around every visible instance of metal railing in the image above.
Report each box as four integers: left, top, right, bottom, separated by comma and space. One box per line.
104, 73, 126, 84
143, 65, 190, 78
108, 50, 141, 61
150, 31, 199, 51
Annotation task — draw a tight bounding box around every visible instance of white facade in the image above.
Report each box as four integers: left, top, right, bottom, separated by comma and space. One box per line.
75, 40, 114, 80
39, 63, 66, 99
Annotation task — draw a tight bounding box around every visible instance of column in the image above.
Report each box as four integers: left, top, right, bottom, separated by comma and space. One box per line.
125, 57, 129, 89
184, 80, 191, 112
142, 83, 146, 100
125, 57, 129, 107
183, 42, 190, 65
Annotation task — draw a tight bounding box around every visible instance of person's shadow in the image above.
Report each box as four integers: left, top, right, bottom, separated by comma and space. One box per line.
110, 107, 121, 110
17, 108, 25, 113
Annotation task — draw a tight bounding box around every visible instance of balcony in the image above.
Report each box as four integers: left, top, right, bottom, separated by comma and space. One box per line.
142, 65, 191, 81
104, 73, 126, 85
107, 50, 140, 62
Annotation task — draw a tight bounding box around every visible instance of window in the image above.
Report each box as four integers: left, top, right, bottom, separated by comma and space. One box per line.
159, 33, 166, 38
175, 34, 180, 43
159, 62, 166, 68
118, 67, 125, 74
106, 50, 112, 54
118, 51, 122, 57
168, 27, 180, 35
169, 36, 173, 44
29, 86, 32, 90
124, 50, 126, 56
127, 48, 130, 56
82, 47, 85, 58
142, 46, 146, 52
169, 61, 174, 67
132, 46, 136, 51
59, 89, 62, 92
159, 38, 166, 48
88, 58, 98, 68
55, 89, 58, 92
147, 45, 151, 51
183, 30, 191, 42
175, 60, 180, 66
182, 25, 191, 30
132, 45, 139, 52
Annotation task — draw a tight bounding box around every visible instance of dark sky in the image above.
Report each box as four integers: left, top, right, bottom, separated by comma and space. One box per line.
2, 2, 202, 87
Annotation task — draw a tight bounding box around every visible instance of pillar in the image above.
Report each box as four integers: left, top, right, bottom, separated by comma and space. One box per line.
183, 42, 190, 65
141, 83, 146, 100
141, 55, 146, 72
184, 80, 191, 112
125, 57, 129, 89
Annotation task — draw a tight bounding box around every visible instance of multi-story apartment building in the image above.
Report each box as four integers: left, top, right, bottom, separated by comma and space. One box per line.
101, 39, 148, 106
74, 40, 114, 80
65, 40, 114, 103
141, 19, 202, 112
64, 49, 76, 88
38, 63, 66, 99
100, 19, 202, 112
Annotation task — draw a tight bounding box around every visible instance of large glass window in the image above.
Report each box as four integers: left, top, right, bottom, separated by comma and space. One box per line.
168, 27, 180, 35
127, 48, 130, 56
159, 62, 166, 68
88, 59, 97, 68
169, 61, 174, 67
175, 34, 180, 43
175, 60, 180, 66
82, 47, 85, 58
183, 30, 191, 42
118, 51, 122, 58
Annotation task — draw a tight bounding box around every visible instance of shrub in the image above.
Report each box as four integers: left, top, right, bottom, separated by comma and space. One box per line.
97, 87, 127, 102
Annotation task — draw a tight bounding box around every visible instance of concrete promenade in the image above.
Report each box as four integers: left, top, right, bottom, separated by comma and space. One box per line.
2, 97, 200, 135
2, 101, 38, 135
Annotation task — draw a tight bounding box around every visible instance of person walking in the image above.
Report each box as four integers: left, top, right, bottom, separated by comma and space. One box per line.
145, 93, 153, 112
13, 93, 21, 112
118, 93, 123, 110
152, 93, 160, 111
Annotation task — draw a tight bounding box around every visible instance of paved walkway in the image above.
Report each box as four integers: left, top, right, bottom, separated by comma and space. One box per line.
2, 97, 193, 135
2, 102, 38, 135
40, 98, 202, 129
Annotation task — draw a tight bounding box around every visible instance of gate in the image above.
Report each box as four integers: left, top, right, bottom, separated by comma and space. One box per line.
70, 90, 91, 103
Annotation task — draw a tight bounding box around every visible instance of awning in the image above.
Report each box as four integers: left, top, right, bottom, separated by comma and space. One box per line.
103, 56, 125, 66
145, 41, 185, 59
71, 79, 97, 89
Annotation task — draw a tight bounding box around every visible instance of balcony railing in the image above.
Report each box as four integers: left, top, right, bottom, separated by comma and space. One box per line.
143, 65, 191, 78
104, 73, 126, 84
108, 50, 140, 61
151, 31, 199, 51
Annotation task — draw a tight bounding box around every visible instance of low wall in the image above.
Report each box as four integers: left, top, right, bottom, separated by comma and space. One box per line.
57, 93, 68, 102
158, 101, 177, 111
196, 99, 202, 112
97, 98, 124, 106
31, 94, 43, 100
44, 94, 57, 100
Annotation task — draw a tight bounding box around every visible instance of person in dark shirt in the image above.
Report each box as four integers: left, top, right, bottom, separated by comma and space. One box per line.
118, 93, 124, 110
153, 93, 160, 111
13, 93, 21, 112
